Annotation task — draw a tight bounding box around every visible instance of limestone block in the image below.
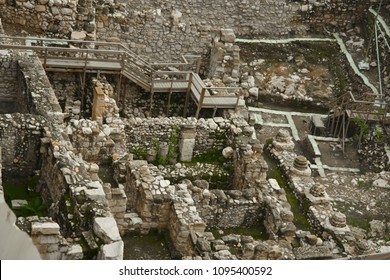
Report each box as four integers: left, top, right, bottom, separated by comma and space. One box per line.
82, 127, 93, 135
100, 241, 124, 260
85, 186, 106, 204
179, 138, 195, 162
171, 10, 182, 25
159, 180, 170, 188
35, 5, 46, 12
23, 2, 35, 9
11, 199, 28, 209
268, 179, 281, 191
249, 87, 259, 98
66, 244, 83, 260
37, 235, 59, 245
93, 217, 121, 244
71, 31, 86, 41
61, 8, 73, 16
42, 251, 61, 260
31, 222, 60, 235
111, 205, 126, 213
130, 217, 143, 226
221, 29, 236, 43
222, 146, 234, 159
372, 178, 389, 188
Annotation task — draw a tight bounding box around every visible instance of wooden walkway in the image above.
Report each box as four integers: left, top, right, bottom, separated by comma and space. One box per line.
0, 36, 242, 117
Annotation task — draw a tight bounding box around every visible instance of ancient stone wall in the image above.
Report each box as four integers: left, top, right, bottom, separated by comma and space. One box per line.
0, 53, 31, 114
0, 114, 43, 177
192, 185, 263, 229
124, 159, 207, 256
93, 0, 373, 59
1, 1, 375, 59
0, 148, 43, 260
17, 52, 64, 124
5, 52, 124, 259
0, 0, 78, 37
125, 116, 230, 160
0, 58, 18, 113
268, 129, 375, 256
17, 217, 83, 260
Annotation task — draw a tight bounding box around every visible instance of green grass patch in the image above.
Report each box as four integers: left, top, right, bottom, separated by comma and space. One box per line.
191, 148, 226, 166
130, 146, 148, 160
263, 150, 312, 231
347, 218, 370, 231
3, 175, 48, 217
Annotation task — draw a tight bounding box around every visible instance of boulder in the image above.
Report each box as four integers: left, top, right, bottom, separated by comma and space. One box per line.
222, 146, 234, 159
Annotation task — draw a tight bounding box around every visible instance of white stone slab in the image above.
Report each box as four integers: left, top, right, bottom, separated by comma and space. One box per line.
93, 217, 121, 243
31, 222, 60, 235
100, 241, 123, 260
11, 199, 28, 209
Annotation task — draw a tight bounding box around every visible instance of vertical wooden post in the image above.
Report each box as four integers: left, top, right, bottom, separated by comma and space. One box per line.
149, 71, 155, 112
212, 106, 217, 118
196, 57, 201, 74
167, 77, 174, 116
116, 74, 122, 103
183, 73, 192, 117
82, 51, 88, 90
123, 81, 127, 111
343, 115, 352, 153
150, 91, 154, 112
167, 92, 172, 116
195, 87, 206, 119
43, 48, 48, 69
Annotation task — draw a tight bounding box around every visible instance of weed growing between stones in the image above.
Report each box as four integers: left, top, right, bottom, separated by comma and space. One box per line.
130, 146, 148, 160
263, 143, 312, 231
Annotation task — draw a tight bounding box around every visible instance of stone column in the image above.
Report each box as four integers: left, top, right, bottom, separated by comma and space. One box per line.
272, 129, 295, 151
179, 124, 196, 162
92, 81, 105, 121
290, 156, 311, 177
208, 29, 240, 84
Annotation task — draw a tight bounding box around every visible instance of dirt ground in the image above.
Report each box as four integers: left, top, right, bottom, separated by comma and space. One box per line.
318, 141, 360, 169
316, 172, 390, 239
254, 107, 389, 240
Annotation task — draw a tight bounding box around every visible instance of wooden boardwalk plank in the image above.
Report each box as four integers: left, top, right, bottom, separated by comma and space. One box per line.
41, 58, 122, 70
2, 38, 242, 111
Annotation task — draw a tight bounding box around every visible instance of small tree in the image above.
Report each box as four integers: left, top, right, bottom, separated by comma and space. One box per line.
353, 116, 369, 148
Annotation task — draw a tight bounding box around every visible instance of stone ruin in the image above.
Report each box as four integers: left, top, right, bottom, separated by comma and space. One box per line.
1, 0, 390, 260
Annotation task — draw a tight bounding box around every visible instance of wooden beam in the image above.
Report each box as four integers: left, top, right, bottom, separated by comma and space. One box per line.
116, 74, 122, 103
183, 74, 192, 117
212, 106, 217, 118
123, 81, 127, 110
167, 92, 172, 116
195, 87, 206, 119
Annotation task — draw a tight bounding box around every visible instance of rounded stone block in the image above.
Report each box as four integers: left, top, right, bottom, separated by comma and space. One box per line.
330, 212, 346, 228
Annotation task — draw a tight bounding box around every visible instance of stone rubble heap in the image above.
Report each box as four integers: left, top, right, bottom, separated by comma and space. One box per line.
241, 60, 333, 103
124, 159, 206, 256
3, 53, 124, 260
269, 128, 377, 258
